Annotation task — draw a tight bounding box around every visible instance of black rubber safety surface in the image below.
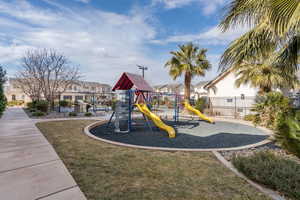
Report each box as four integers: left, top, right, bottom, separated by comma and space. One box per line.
90, 119, 269, 149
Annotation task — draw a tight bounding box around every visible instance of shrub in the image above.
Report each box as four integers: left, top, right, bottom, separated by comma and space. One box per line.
59, 100, 70, 107
151, 99, 159, 107
0, 66, 6, 116
0, 87, 6, 116
27, 102, 34, 109
7, 100, 24, 106
275, 115, 300, 158
69, 112, 77, 117
29, 108, 36, 113
243, 114, 255, 121
27, 100, 39, 109
251, 92, 292, 130
32, 111, 45, 117
233, 151, 300, 199
84, 112, 92, 117
110, 99, 117, 111
195, 97, 207, 112
295, 110, 300, 121
36, 100, 49, 113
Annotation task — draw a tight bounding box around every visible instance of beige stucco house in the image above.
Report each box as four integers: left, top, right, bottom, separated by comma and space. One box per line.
4, 78, 112, 104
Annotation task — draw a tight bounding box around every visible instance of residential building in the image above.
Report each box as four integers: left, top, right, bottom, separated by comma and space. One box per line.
153, 83, 197, 99
4, 78, 112, 103
203, 68, 258, 117
194, 81, 209, 98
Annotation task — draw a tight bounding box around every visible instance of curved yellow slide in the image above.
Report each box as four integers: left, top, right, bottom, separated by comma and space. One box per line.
183, 101, 214, 124
136, 104, 176, 138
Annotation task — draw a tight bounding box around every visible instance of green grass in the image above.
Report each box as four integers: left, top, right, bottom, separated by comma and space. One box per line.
233, 151, 300, 200
36, 120, 270, 200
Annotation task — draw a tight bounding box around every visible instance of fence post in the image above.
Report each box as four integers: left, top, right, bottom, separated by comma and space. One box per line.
234, 96, 237, 119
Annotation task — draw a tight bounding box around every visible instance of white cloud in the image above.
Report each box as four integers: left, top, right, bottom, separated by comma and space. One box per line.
152, 0, 194, 9
0, 0, 58, 25
151, 24, 249, 45
75, 0, 90, 3
0, 0, 170, 85
152, 0, 227, 15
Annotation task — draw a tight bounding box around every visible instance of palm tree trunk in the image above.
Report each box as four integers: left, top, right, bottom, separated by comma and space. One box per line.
184, 72, 191, 102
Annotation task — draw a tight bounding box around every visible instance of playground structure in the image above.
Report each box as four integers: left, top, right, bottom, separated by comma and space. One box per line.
107, 72, 214, 138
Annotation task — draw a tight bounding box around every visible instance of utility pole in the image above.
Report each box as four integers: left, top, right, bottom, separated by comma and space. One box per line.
137, 65, 148, 78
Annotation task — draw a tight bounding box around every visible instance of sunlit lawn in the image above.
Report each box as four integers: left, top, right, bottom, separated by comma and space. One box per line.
36, 120, 270, 200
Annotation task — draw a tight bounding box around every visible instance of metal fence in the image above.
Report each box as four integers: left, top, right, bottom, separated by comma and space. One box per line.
206, 96, 256, 119
53, 92, 116, 114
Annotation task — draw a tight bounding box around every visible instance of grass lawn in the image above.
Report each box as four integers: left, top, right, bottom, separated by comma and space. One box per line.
36, 120, 270, 200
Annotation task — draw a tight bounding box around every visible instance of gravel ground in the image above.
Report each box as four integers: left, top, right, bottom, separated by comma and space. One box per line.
220, 142, 300, 163
90, 119, 270, 149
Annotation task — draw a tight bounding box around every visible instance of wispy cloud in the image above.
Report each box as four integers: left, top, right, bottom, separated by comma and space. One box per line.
0, 0, 168, 84
152, 0, 228, 15
75, 0, 91, 3
151, 24, 249, 45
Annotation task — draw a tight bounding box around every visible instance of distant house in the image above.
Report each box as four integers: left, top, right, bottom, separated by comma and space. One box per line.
153, 83, 197, 99
194, 81, 209, 98
203, 68, 259, 117
4, 78, 112, 103
204, 68, 258, 98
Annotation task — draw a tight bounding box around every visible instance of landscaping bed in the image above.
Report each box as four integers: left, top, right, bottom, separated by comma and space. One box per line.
36, 120, 270, 200
23, 108, 107, 119
220, 143, 300, 200
232, 151, 300, 200
220, 142, 300, 164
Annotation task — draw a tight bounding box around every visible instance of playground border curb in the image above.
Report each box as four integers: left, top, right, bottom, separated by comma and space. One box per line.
213, 151, 285, 200
83, 118, 273, 152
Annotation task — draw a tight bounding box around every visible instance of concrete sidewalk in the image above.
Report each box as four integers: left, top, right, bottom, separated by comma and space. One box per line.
0, 107, 87, 200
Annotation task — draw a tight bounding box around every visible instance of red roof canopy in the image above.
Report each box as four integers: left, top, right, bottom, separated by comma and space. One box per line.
112, 72, 153, 92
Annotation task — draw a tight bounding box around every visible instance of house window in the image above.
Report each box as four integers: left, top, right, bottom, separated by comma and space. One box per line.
91, 87, 96, 91
73, 86, 77, 91
227, 98, 233, 103
21, 95, 25, 100
75, 96, 83, 101
12, 94, 16, 101
237, 108, 243, 112
63, 96, 72, 100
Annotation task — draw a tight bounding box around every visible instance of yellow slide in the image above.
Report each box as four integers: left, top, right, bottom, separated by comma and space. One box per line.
183, 101, 214, 124
136, 104, 176, 138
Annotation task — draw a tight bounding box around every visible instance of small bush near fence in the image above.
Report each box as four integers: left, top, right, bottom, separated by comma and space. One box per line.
84, 112, 92, 117
195, 97, 206, 112
35, 100, 49, 113
243, 114, 255, 121
233, 151, 300, 200
7, 100, 24, 106
59, 100, 71, 107
276, 115, 300, 158
27, 102, 34, 109
69, 112, 77, 117
252, 92, 291, 130
32, 111, 45, 117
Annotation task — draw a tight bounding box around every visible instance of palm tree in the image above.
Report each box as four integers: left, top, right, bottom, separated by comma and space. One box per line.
219, 0, 300, 72
165, 43, 211, 101
234, 59, 299, 94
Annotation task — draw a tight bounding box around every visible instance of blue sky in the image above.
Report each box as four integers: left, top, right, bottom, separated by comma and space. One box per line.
0, 0, 248, 85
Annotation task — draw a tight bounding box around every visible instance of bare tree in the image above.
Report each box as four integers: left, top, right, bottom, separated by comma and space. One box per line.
16, 49, 81, 109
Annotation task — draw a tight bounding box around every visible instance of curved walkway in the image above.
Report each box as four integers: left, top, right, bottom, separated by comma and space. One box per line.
0, 107, 86, 200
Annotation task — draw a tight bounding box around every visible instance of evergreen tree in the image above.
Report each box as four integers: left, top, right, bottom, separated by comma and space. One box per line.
0, 65, 7, 116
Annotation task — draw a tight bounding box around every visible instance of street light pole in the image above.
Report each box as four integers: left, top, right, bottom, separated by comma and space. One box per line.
137, 65, 148, 78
